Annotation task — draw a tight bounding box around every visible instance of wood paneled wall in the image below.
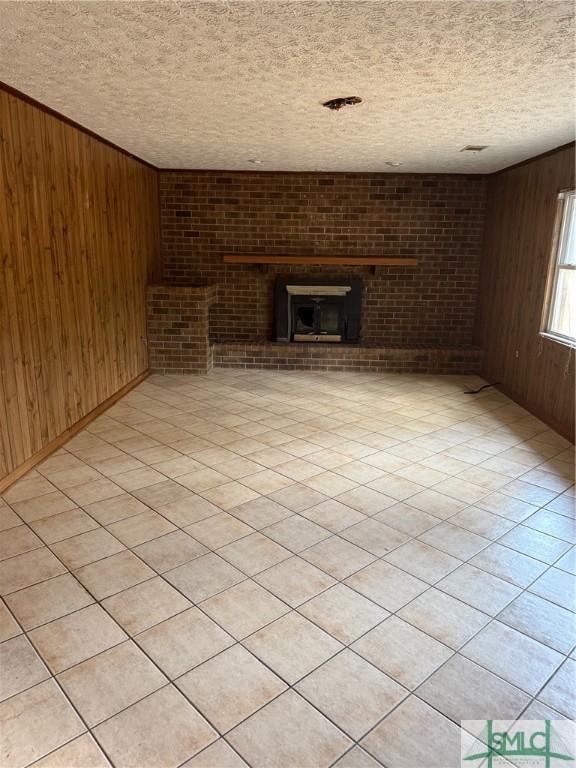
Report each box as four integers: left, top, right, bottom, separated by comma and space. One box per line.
0, 89, 159, 484
475, 145, 575, 440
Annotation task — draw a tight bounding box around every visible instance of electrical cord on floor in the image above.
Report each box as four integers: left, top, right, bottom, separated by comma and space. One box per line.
463, 382, 501, 394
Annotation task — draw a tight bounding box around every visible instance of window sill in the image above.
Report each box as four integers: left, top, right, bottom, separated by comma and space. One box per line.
539, 331, 576, 349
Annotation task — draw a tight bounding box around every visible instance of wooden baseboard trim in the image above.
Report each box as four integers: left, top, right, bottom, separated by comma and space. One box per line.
487, 380, 574, 444
0, 370, 150, 495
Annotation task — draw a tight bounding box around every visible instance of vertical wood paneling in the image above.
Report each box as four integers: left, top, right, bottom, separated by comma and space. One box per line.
475, 146, 575, 440
0, 89, 159, 483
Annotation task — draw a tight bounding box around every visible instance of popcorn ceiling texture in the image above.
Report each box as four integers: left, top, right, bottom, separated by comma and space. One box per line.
160, 171, 487, 346
0, 1, 573, 172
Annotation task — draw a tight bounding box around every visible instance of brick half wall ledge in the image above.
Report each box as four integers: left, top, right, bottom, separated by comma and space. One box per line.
147, 284, 218, 374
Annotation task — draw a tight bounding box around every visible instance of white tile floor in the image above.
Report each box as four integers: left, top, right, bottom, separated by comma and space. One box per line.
0, 369, 574, 768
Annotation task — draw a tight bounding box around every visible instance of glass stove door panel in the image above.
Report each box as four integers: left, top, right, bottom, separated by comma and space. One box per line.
319, 304, 342, 334
293, 302, 316, 333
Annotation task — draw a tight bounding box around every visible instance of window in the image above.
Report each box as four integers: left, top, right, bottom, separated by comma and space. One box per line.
542, 190, 576, 346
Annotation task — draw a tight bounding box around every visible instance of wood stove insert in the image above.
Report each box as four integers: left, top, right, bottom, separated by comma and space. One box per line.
275, 277, 362, 343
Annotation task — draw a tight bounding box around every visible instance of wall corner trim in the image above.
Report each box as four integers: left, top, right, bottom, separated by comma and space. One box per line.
0, 80, 158, 171
486, 381, 574, 443
492, 141, 576, 176
0, 370, 150, 495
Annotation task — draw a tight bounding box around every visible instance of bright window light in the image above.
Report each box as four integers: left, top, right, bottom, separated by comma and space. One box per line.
542, 190, 576, 346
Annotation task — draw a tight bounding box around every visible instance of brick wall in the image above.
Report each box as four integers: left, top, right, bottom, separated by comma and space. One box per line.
147, 285, 218, 374
160, 172, 486, 346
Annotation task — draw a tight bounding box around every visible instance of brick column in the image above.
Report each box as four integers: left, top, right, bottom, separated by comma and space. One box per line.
147, 285, 218, 374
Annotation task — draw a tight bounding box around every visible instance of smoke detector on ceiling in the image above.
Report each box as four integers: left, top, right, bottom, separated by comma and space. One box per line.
323, 96, 362, 111
460, 145, 489, 153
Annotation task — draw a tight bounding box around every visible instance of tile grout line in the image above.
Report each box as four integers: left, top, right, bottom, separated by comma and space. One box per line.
1, 372, 572, 767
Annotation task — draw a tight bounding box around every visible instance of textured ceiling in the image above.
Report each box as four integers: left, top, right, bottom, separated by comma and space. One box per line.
0, 1, 574, 172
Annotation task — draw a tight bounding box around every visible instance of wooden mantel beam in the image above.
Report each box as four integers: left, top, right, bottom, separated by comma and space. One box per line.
223, 255, 418, 266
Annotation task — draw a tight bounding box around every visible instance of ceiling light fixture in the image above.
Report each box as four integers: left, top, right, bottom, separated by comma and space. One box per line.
248, 159, 263, 164
460, 145, 489, 153
386, 161, 403, 167
323, 96, 362, 111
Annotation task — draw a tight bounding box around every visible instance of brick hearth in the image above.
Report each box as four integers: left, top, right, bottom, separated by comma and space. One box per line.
213, 341, 482, 374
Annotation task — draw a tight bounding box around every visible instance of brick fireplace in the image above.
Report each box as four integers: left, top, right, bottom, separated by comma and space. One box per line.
161, 171, 486, 343
152, 170, 486, 374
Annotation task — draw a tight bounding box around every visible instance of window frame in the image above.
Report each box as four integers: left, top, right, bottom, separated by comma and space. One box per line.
540, 189, 576, 348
